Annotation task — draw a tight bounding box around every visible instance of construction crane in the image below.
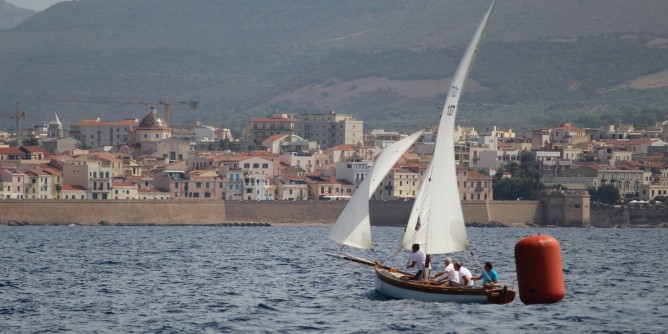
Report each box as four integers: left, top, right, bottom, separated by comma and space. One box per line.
36, 98, 198, 127
0, 102, 26, 146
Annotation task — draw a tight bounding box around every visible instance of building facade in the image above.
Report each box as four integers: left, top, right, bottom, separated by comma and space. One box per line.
296, 112, 363, 149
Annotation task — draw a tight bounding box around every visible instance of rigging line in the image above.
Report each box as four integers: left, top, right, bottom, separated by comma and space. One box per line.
370, 249, 383, 264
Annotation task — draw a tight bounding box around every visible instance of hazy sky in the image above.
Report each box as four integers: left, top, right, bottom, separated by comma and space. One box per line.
6, 0, 66, 11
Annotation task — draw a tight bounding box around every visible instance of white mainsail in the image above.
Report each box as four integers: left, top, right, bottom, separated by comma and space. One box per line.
329, 130, 425, 249
399, 0, 496, 255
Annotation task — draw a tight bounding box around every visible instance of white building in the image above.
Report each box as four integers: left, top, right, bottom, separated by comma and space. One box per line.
62, 160, 113, 200
69, 118, 138, 148
335, 159, 371, 187
296, 111, 363, 149
244, 174, 273, 201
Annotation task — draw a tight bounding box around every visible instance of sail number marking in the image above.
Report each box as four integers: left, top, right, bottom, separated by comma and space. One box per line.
446, 86, 459, 117
447, 105, 456, 116
451, 86, 459, 98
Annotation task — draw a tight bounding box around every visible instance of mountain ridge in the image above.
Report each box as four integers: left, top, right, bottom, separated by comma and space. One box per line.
0, 0, 35, 29
1, 0, 668, 134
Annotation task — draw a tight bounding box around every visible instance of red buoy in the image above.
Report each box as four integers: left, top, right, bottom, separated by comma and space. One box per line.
514, 234, 565, 304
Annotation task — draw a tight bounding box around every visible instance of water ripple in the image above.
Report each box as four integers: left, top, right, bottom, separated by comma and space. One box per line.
0, 226, 666, 333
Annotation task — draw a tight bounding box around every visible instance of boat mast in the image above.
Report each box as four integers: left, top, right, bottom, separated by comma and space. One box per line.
399, 0, 496, 255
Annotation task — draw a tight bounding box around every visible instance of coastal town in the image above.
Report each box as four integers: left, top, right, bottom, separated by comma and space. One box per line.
1, 105, 667, 205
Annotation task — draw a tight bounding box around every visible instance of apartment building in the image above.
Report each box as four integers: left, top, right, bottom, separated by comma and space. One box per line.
154, 169, 225, 199
457, 167, 493, 202
244, 174, 273, 201
62, 160, 113, 200
60, 185, 87, 200
296, 112, 363, 149
112, 181, 139, 200
244, 114, 298, 148
373, 167, 420, 200
273, 175, 309, 201
23, 170, 53, 199
0, 168, 26, 199
306, 175, 353, 200
69, 118, 138, 148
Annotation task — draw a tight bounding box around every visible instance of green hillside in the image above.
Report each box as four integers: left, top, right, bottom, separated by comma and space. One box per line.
1, 0, 668, 134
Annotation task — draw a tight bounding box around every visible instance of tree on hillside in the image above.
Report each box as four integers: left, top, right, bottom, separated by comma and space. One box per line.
588, 184, 620, 204
493, 176, 544, 200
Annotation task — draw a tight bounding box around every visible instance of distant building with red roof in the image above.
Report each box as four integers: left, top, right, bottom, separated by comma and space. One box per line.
244, 113, 299, 149
457, 167, 493, 202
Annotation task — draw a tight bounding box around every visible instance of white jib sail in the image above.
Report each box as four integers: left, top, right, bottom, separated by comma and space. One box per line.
399, 0, 496, 255
329, 130, 425, 249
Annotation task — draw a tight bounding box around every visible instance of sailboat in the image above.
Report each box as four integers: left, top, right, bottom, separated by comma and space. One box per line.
327, 0, 515, 304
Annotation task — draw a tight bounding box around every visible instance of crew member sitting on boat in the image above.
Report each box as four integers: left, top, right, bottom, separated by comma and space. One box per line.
406, 243, 426, 280
432, 257, 459, 286
453, 261, 475, 287
472, 261, 499, 288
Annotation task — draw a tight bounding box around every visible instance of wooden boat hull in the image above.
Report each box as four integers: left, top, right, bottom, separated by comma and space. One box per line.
375, 266, 515, 304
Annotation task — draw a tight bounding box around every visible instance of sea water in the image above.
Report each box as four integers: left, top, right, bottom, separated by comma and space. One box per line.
1, 226, 666, 333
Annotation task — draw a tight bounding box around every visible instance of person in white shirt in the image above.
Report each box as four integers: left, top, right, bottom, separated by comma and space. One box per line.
453, 261, 475, 287
406, 243, 426, 280
432, 257, 459, 286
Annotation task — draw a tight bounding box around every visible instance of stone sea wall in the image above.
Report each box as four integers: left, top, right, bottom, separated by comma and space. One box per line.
0, 200, 227, 225
0, 200, 543, 226
590, 206, 668, 227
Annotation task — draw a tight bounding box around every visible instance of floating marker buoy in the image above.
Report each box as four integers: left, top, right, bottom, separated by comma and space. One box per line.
514, 234, 565, 304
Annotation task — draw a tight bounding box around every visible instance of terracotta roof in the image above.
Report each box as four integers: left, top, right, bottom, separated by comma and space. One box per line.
553, 126, 585, 132
0, 168, 25, 175
262, 134, 288, 143
626, 140, 655, 145
392, 167, 417, 174
250, 151, 279, 158
218, 155, 250, 162
42, 168, 62, 175
89, 152, 122, 162
251, 117, 299, 123
26, 170, 50, 176
61, 185, 86, 191
334, 179, 353, 185
138, 188, 168, 193
467, 171, 493, 179
73, 119, 138, 127
280, 174, 306, 181
22, 146, 50, 154
112, 182, 136, 187
584, 164, 641, 172
0, 148, 24, 154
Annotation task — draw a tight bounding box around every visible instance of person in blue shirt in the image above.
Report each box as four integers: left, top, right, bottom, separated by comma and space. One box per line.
472, 262, 499, 288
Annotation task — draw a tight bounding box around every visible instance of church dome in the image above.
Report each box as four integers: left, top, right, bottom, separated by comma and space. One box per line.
139, 106, 168, 129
